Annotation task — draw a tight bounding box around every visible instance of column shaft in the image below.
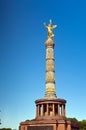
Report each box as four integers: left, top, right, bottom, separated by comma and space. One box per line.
64, 105, 66, 117
38, 105, 39, 116
53, 103, 55, 116
62, 105, 64, 116
36, 105, 38, 117
45, 38, 57, 99
58, 104, 60, 116
47, 104, 49, 116
42, 104, 44, 116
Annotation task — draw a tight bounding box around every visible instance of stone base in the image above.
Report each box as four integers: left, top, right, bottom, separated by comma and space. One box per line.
20, 98, 79, 130
20, 118, 79, 130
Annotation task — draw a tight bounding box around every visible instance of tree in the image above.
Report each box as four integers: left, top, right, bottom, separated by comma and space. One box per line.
67, 117, 78, 123
67, 117, 86, 130
0, 128, 12, 130
79, 120, 86, 130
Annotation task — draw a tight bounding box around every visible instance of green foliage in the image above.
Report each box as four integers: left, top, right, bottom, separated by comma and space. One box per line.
25, 119, 35, 122
67, 117, 78, 123
0, 128, 12, 130
79, 120, 86, 130
67, 117, 86, 130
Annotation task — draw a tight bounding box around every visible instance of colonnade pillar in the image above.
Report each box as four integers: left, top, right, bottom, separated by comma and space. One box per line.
62, 105, 64, 116
36, 105, 38, 117
58, 104, 60, 116
53, 103, 55, 116
36, 103, 66, 118
42, 104, 44, 116
47, 103, 49, 116
38, 105, 39, 116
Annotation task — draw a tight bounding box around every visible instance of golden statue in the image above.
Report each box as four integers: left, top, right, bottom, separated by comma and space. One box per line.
44, 19, 57, 38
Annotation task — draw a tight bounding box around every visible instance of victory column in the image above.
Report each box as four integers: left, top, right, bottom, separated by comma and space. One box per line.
20, 20, 79, 130
44, 20, 57, 99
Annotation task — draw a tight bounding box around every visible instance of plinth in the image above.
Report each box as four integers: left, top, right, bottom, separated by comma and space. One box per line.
20, 98, 79, 130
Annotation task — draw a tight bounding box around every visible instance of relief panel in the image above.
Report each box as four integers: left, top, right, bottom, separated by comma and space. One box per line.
46, 59, 54, 71
46, 48, 54, 59
28, 126, 53, 130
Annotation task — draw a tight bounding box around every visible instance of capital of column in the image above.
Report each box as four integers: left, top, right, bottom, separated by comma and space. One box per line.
45, 38, 54, 48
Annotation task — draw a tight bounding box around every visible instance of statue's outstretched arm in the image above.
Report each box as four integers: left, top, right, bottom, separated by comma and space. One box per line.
44, 22, 47, 28
53, 25, 57, 29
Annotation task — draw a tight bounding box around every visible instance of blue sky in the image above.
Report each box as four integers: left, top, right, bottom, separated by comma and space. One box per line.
0, 0, 86, 129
